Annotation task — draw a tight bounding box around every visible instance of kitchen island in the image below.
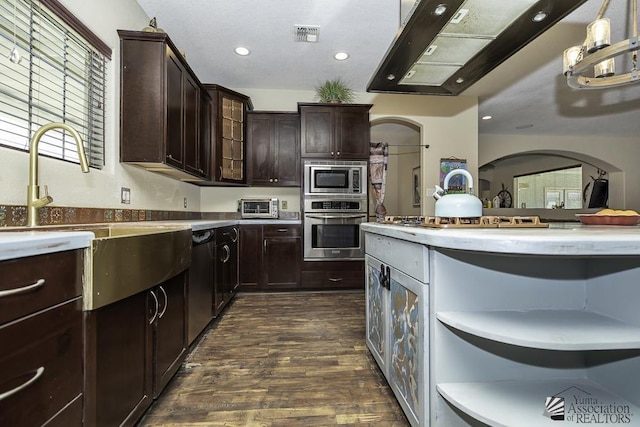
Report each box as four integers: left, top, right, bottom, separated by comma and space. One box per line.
362, 222, 640, 426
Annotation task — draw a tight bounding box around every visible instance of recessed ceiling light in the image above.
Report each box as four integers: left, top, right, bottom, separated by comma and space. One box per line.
234, 47, 250, 56
455, 78, 465, 84
433, 4, 447, 16
334, 52, 349, 61
481, 115, 493, 120
386, 74, 396, 81
532, 11, 548, 23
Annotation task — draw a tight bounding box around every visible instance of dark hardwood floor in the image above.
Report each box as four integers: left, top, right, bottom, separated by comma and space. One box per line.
138, 291, 409, 426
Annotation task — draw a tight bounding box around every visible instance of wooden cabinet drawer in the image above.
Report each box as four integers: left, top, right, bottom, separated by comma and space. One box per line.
0, 298, 83, 426
0, 250, 83, 326
301, 260, 364, 289
263, 224, 301, 238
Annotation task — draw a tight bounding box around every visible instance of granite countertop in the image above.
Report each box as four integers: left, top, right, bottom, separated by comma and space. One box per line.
362, 222, 640, 256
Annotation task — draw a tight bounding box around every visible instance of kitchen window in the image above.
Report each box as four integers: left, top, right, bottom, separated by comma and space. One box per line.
0, 0, 110, 168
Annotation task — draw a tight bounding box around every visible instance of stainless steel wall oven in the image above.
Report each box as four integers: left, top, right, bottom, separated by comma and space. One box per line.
303, 198, 367, 261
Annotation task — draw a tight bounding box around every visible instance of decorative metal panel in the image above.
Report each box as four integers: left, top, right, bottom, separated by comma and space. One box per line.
367, 264, 385, 360
390, 278, 420, 420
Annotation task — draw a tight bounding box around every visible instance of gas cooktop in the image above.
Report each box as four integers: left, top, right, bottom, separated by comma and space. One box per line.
383, 216, 548, 229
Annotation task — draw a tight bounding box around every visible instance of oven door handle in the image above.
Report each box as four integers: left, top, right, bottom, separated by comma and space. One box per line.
305, 214, 367, 220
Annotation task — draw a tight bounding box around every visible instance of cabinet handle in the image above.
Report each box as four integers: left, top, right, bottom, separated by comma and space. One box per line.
330, 151, 334, 156
222, 244, 231, 263
263, 239, 267, 256
0, 278, 45, 298
158, 285, 168, 319
269, 178, 273, 182
149, 290, 159, 324
277, 228, 288, 232
0, 367, 45, 402
231, 227, 238, 242
328, 277, 344, 282
336, 151, 341, 156
219, 166, 223, 179
385, 266, 391, 289
274, 178, 278, 182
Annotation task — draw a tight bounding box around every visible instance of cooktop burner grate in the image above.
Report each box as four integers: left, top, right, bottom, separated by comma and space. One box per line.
383, 216, 548, 228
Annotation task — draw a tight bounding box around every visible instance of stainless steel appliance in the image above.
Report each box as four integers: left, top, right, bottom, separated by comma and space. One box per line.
239, 198, 279, 219
303, 198, 367, 260
304, 160, 367, 196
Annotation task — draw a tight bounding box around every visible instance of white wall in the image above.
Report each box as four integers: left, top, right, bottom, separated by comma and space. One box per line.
0, 0, 201, 211
205, 89, 479, 217
0, 0, 479, 217
479, 134, 640, 210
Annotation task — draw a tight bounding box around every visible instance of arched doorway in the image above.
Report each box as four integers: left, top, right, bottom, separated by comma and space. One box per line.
480, 150, 622, 210
370, 118, 422, 220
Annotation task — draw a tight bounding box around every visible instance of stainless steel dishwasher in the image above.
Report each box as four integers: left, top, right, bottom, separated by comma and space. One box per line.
188, 229, 215, 345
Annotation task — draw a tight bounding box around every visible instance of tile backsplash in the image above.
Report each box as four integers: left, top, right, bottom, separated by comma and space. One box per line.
0, 204, 239, 227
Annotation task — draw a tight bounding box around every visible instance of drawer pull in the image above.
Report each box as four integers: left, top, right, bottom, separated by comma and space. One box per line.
0, 367, 45, 402
328, 277, 344, 282
277, 228, 288, 232
0, 279, 45, 298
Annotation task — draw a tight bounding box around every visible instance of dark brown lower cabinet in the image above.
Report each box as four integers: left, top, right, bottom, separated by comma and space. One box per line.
239, 224, 301, 291
0, 298, 83, 427
301, 260, 365, 289
153, 273, 188, 398
84, 271, 187, 427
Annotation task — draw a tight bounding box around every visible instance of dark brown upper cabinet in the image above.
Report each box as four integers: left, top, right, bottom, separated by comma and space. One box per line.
118, 30, 208, 182
299, 103, 372, 160
246, 112, 300, 187
202, 84, 253, 185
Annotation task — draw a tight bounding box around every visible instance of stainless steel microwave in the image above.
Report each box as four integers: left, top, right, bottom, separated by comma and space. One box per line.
303, 160, 367, 196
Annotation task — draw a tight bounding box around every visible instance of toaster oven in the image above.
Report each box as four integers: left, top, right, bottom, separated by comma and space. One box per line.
239, 198, 279, 219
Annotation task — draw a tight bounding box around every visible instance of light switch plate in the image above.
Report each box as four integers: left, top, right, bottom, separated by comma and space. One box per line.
121, 187, 131, 204
281, 200, 288, 210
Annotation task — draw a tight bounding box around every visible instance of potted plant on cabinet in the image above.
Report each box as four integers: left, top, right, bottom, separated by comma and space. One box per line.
315, 78, 355, 103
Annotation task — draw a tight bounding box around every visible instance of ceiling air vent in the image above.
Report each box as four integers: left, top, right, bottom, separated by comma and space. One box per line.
294, 25, 320, 43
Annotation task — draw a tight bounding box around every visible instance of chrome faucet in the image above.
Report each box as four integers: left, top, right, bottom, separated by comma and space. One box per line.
27, 122, 90, 227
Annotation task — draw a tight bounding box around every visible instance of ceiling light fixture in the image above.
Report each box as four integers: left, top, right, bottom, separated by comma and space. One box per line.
234, 47, 250, 56
334, 52, 349, 61
368, 0, 589, 96
482, 115, 493, 120
563, 0, 639, 89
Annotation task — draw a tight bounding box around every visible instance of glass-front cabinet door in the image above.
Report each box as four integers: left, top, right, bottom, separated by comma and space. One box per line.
221, 97, 244, 181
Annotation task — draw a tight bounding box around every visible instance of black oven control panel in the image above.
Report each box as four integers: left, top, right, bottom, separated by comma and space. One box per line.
309, 200, 362, 211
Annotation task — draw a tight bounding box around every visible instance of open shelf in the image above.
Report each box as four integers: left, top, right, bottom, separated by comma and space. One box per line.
437, 310, 640, 351
438, 379, 639, 427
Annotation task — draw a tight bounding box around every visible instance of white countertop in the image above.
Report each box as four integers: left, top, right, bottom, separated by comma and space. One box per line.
0, 219, 302, 260
0, 231, 94, 261
160, 219, 301, 231
362, 222, 640, 256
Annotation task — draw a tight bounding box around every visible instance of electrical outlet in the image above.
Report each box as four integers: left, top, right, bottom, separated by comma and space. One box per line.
184, 197, 188, 208
281, 200, 288, 210
121, 187, 131, 204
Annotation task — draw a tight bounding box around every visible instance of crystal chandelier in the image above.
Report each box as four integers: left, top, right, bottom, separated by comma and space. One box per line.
563, 0, 639, 89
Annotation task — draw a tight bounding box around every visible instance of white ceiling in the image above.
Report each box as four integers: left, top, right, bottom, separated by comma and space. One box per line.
135, 0, 640, 138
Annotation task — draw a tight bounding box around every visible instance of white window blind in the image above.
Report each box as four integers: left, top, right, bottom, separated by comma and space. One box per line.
0, 0, 107, 168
